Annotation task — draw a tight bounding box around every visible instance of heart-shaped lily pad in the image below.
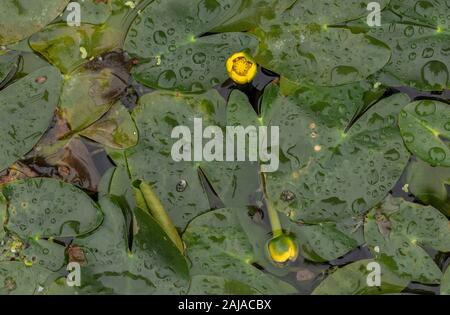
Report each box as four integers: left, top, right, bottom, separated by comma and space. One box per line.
399, 100, 450, 167
0, 66, 62, 172
225, 82, 410, 223
0, 0, 70, 45
210, 0, 297, 32
0, 178, 103, 271
1, 178, 102, 238
124, 90, 227, 230
365, 196, 450, 284
312, 259, 408, 295
124, 0, 258, 92
183, 207, 297, 294
71, 196, 190, 294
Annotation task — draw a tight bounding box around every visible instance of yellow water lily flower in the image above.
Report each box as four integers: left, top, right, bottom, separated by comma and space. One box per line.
226, 52, 257, 85
267, 234, 299, 264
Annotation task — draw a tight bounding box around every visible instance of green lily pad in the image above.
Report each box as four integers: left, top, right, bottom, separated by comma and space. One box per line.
210, 0, 297, 32
442, 266, 450, 294
0, 0, 70, 45
368, 23, 449, 91
399, 100, 450, 166
183, 208, 297, 294
227, 82, 410, 223
390, 0, 450, 30
1, 178, 102, 239
124, 0, 258, 92
406, 159, 450, 217
284, 0, 390, 25
254, 23, 391, 86
0, 262, 53, 295
189, 275, 259, 295
73, 196, 190, 294
290, 220, 364, 263
312, 259, 408, 295
80, 102, 138, 150
125, 90, 227, 230
0, 66, 62, 172
365, 196, 450, 284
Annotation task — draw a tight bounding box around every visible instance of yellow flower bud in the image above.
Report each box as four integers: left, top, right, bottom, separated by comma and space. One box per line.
267, 234, 298, 264
226, 52, 257, 85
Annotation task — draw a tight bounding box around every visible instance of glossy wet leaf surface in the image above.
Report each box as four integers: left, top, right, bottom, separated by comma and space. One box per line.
124, 90, 226, 230
0, 0, 449, 296
183, 208, 297, 294
72, 197, 190, 294
399, 100, 450, 166
124, 0, 258, 92
0, 0, 69, 45
406, 159, 450, 216
312, 259, 408, 295
0, 66, 62, 172
365, 196, 450, 284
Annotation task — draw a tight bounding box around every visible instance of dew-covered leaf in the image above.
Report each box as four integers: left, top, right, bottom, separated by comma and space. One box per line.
405, 159, 450, 217
227, 83, 410, 223
284, 0, 390, 25
125, 90, 226, 230
390, 0, 450, 30
188, 275, 260, 295
399, 100, 450, 166
1, 178, 102, 238
368, 23, 449, 91
254, 23, 390, 86
0, 0, 70, 45
312, 259, 408, 295
365, 196, 450, 284
124, 0, 258, 92
72, 196, 190, 294
0, 66, 62, 172
183, 208, 297, 294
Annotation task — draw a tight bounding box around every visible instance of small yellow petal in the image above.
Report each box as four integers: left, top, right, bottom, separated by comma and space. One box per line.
226, 52, 257, 85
